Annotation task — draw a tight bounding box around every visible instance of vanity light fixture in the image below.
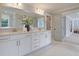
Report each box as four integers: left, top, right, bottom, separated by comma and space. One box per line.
16, 3, 22, 8
35, 8, 44, 15
17, 3, 22, 6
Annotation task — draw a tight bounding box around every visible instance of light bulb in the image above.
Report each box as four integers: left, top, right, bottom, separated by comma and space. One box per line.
17, 3, 22, 6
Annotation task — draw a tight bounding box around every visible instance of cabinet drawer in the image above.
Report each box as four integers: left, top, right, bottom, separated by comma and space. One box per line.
32, 33, 40, 39
10, 34, 23, 39
32, 38, 39, 40
32, 39, 39, 42
32, 45, 39, 49
32, 44, 40, 50
32, 40, 40, 44
10, 34, 32, 40
0, 35, 9, 40
32, 41, 40, 46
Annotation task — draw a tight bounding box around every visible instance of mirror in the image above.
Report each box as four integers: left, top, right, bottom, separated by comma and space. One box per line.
0, 6, 45, 32
0, 14, 9, 27
37, 17, 45, 29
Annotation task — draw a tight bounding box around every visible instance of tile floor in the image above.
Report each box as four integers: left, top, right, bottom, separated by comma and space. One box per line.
27, 34, 79, 56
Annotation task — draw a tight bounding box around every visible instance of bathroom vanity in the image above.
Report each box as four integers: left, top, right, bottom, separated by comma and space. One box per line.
0, 30, 51, 56
0, 5, 52, 56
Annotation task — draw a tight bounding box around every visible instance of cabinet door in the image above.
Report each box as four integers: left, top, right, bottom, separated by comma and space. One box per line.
40, 32, 47, 47
19, 35, 32, 56
40, 31, 51, 48
45, 31, 51, 45
0, 40, 18, 56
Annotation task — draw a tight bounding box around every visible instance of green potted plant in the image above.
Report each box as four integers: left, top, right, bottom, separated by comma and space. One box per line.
22, 16, 33, 31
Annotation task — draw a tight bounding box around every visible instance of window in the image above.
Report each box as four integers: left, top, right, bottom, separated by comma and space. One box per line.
0, 14, 9, 27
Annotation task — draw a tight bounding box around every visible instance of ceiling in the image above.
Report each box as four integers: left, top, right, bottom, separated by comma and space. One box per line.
23, 3, 79, 14
0, 6, 43, 18
66, 12, 79, 20
0, 3, 79, 15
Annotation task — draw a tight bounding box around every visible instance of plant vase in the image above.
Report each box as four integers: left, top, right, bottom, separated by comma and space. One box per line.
25, 24, 30, 32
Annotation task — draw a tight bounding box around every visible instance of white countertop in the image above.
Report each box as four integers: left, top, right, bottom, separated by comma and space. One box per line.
0, 30, 51, 36
0, 31, 31, 36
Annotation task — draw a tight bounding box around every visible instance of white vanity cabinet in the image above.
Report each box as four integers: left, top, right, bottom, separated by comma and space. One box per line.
0, 34, 32, 56
44, 31, 51, 45
0, 30, 51, 56
32, 31, 51, 51
32, 33, 40, 51
40, 31, 51, 48
0, 35, 18, 56
10, 34, 32, 56
19, 34, 32, 56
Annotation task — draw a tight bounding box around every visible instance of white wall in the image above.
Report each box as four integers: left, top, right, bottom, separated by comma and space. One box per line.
73, 19, 79, 30
65, 16, 72, 37
52, 14, 66, 41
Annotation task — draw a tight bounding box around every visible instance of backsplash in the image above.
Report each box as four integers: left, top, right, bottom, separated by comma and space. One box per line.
0, 27, 21, 32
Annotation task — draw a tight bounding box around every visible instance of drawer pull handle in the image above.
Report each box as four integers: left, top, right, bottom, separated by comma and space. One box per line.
16, 41, 18, 46
32, 45, 39, 48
